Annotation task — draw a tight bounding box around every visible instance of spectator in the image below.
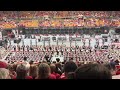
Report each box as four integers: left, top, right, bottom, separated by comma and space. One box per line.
15, 64, 33, 79
60, 61, 78, 79
29, 64, 38, 79
0, 68, 11, 79
36, 63, 56, 79
55, 62, 62, 76
8, 64, 17, 79
68, 63, 112, 79
104, 63, 120, 79
50, 63, 60, 79
104, 63, 116, 76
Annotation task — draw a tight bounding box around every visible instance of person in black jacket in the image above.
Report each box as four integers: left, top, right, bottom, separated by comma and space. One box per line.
44, 54, 50, 62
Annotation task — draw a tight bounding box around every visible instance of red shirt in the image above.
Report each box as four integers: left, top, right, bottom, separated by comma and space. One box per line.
25, 76, 33, 79
52, 72, 60, 79
59, 73, 66, 79
49, 74, 56, 79
116, 70, 120, 75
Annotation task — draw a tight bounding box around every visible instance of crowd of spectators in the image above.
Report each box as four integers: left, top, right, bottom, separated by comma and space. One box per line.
0, 11, 119, 29
0, 44, 120, 79
0, 11, 120, 79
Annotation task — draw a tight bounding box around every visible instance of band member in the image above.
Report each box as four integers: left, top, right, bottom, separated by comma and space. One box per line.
60, 48, 63, 55
102, 38, 104, 46
96, 39, 99, 46
83, 39, 85, 46
13, 45, 16, 51
26, 45, 29, 52
22, 45, 25, 52
44, 54, 50, 62
82, 45, 85, 49
17, 45, 20, 51
49, 46, 52, 50
56, 50, 59, 55
89, 39, 91, 47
